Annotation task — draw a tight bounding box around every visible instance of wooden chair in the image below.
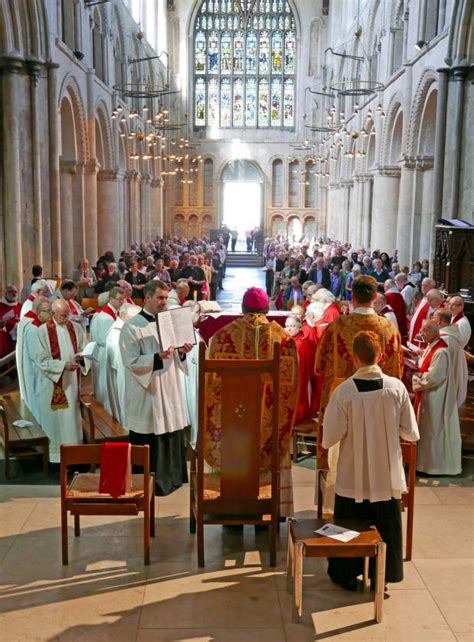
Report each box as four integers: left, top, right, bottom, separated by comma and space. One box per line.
292, 418, 318, 463
0, 393, 49, 479
60, 444, 155, 565
318, 440, 417, 561
400, 440, 417, 561
80, 394, 128, 444
190, 342, 281, 567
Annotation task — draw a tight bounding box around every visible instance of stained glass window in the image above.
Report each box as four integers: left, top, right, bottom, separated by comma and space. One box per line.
193, 0, 296, 128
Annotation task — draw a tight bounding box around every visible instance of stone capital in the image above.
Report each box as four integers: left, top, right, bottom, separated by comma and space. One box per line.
97, 169, 125, 181
0, 55, 24, 74
60, 160, 78, 175
354, 173, 373, 183
376, 165, 401, 178
415, 155, 434, 171
400, 155, 417, 170
151, 178, 163, 188
83, 160, 100, 175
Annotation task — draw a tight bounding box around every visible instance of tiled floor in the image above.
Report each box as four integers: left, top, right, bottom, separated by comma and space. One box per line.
0, 467, 472, 641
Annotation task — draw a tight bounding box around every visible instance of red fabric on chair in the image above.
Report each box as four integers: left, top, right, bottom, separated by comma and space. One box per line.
99, 442, 132, 498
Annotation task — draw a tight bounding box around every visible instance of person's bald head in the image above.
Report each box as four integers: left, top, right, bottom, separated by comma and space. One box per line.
384, 279, 395, 292
421, 277, 436, 296
52, 298, 70, 325
421, 319, 440, 344
427, 289, 444, 310
394, 273, 408, 290
433, 309, 451, 328
449, 296, 464, 315
374, 292, 386, 313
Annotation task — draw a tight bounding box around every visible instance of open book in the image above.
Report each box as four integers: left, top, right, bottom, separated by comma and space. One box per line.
80, 341, 100, 361
156, 306, 196, 349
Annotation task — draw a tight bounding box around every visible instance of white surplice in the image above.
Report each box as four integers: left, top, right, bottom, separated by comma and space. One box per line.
89, 306, 115, 405
20, 298, 34, 319
104, 318, 126, 424
180, 329, 202, 447
415, 343, 462, 475
15, 316, 34, 406
119, 314, 189, 435
21, 323, 44, 422
322, 366, 419, 502
35, 321, 88, 462
440, 325, 468, 408
453, 315, 472, 349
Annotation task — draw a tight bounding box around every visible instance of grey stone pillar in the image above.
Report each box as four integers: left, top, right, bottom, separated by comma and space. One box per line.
60, 162, 76, 277
97, 170, 121, 258
84, 161, 99, 260
395, 158, 416, 266
28, 61, 44, 266
432, 68, 449, 220
47, 62, 62, 278
361, 177, 373, 249
449, 67, 467, 219
1, 56, 24, 287
419, 161, 435, 261
372, 167, 401, 251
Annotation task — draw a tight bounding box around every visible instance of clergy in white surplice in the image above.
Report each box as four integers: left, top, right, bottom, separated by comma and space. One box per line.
20, 279, 51, 319
433, 309, 468, 408
413, 321, 462, 476
449, 296, 472, 349
104, 303, 142, 423
119, 280, 193, 496
89, 286, 125, 405
322, 330, 419, 588
15, 296, 51, 413
34, 299, 89, 463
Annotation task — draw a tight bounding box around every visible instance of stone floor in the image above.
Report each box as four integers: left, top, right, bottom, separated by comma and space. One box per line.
0, 466, 472, 641
216, 266, 267, 310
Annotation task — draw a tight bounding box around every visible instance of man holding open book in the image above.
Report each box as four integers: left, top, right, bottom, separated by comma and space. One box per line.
119, 280, 194, 495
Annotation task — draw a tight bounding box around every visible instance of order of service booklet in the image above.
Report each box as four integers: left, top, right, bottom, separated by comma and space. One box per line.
156, 306, 196, 349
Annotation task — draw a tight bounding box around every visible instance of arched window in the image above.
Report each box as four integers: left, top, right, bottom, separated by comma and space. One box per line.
390, 3, 404, 74
61, 0, 76, 50
92, 10, 106, 83
272, 159, 283, 207
193, 0, 296, 129
203, 158, 214, 206
288, 160, 299, 208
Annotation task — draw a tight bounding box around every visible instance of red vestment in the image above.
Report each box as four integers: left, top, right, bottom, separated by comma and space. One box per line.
385, 291, 407, 337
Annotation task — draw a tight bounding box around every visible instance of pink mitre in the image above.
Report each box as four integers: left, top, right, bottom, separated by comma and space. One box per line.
242, 287, 269, 311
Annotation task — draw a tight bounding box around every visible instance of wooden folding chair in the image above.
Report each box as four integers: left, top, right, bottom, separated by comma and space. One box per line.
60, 444, 155, 565
190, 342, 281, 567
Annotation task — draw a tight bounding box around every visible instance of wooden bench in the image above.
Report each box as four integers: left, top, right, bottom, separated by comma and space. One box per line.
0, 392, 49, 479
80, 393, 128, 444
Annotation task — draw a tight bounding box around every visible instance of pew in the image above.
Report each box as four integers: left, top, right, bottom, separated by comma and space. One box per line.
80, 393, 128, 444
0, 391, 49, 478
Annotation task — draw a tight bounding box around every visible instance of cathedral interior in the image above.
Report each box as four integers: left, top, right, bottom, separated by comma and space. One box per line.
0, 1, 473, 640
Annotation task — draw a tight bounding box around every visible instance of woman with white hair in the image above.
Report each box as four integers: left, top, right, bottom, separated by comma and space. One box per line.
313, 288, 341, 324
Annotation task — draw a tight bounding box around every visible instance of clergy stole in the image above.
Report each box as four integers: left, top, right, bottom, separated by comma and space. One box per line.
452, 312, 464, 324
46, 318, 79, 409
409, 300, 430, 346
413, 339, 447, 414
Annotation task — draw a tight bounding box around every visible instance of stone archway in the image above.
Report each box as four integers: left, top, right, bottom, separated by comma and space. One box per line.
220, 159, 265, 241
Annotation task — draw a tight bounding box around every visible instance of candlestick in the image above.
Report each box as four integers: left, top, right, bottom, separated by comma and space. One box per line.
193, 290, 197, 302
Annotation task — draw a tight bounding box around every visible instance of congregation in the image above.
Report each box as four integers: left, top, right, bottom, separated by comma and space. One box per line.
0, 231, 472, 589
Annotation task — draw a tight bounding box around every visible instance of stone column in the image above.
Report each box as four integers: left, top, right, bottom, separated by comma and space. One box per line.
341, 180, 353, 243
47, 62, 62, 277
418, 158, 435, 261
361, 177, 373, 249
1, 56, 24, 287
449, 67, 467, 219
97, 170, 121, 257
395, 158, 416, 266
371, 167, 400, 251
83, 161, 99, 260
150, 178, 163, 238
60, 161, 77, 277
432, 68, 449, 220
28, 61, 43, 265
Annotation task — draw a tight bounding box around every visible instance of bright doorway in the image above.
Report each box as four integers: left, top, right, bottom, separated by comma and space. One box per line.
221, 160, 264, 249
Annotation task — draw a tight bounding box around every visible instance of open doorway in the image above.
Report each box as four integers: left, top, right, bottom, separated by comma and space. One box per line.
221, 160, 264, 251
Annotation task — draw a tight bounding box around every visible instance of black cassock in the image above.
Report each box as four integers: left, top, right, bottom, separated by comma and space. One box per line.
327, 377, 404, 584
129, 309, 188, 496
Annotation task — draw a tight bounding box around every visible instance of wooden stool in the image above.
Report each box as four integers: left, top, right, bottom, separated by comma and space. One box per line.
286, 518, 386, 624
